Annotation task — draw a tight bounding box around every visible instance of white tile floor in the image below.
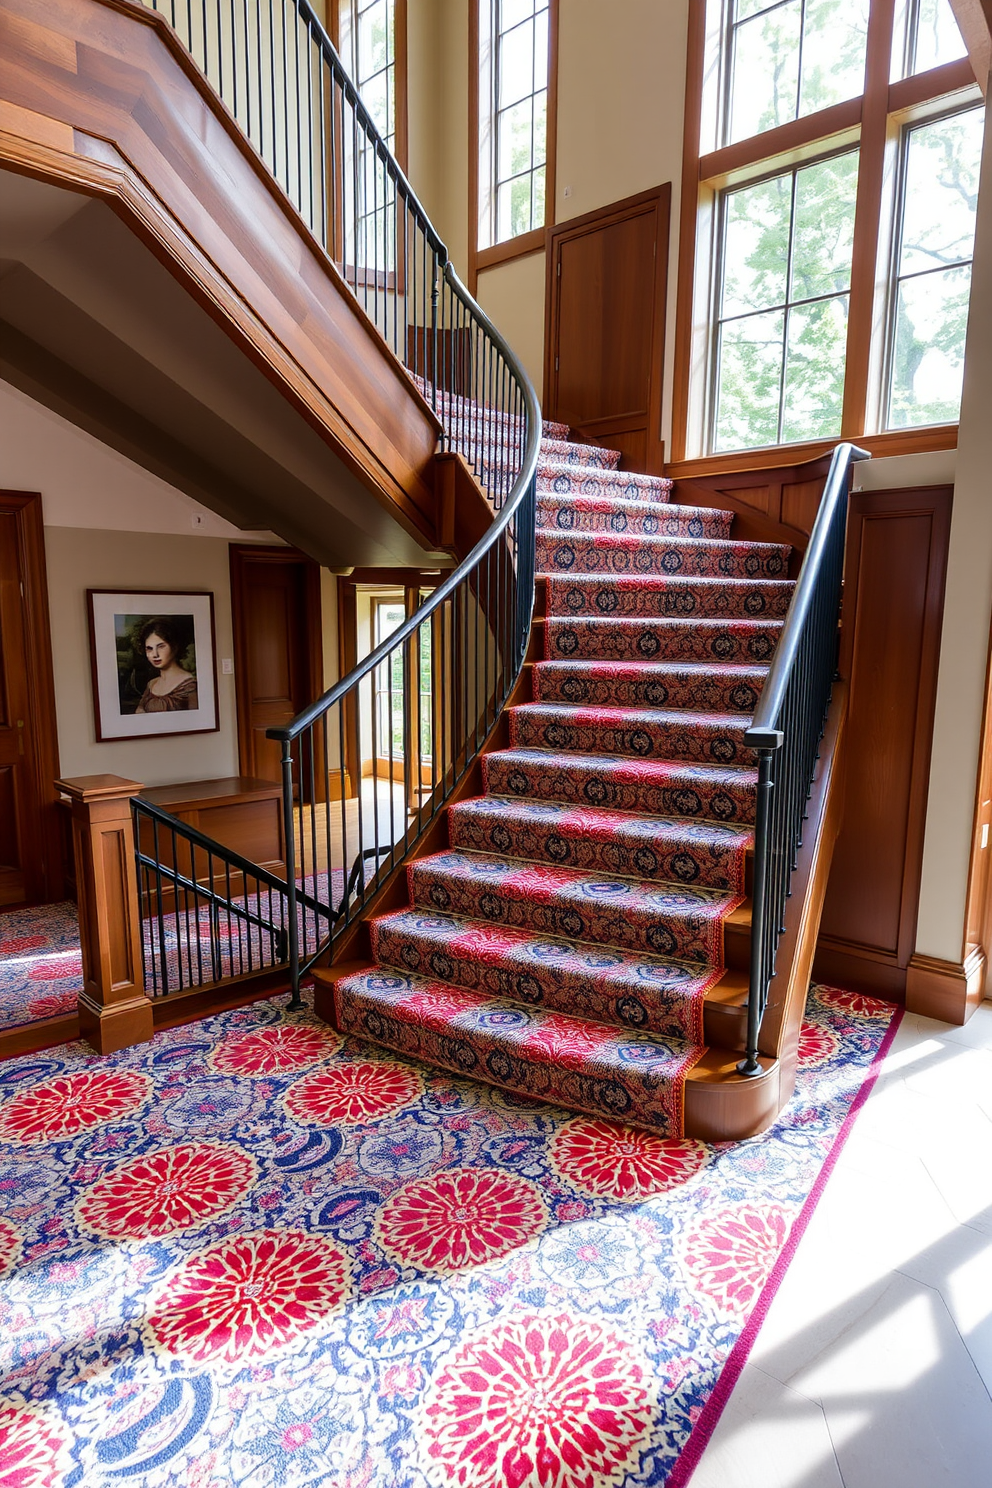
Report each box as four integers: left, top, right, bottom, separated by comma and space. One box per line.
692, 999, 992, 1488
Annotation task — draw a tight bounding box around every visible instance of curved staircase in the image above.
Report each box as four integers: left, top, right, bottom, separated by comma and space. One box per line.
316, 424, 816, 1140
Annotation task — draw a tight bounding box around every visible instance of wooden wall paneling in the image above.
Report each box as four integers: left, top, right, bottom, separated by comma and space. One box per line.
672, 450, 833, 563
0, 0, 441, 544
963, 616, 992, 987
544, 185, 671, 475
0, 491, 62, 906
781, 478, 828, 535
815, 485, 952, 998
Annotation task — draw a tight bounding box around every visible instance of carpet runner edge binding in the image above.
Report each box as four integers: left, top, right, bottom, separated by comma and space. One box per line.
334, 430, 791, 1135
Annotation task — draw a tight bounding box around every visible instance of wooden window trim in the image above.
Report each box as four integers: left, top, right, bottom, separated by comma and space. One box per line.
469, 0, 559, 294
666, 422, 958, 482
670, 0, 979, 466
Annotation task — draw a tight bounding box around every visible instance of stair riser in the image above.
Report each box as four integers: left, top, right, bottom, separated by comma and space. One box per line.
533, 663, 764, 713
537, 470, 672, 502
370, 914, 711, 1042
334, 972, 696, 1134
537, 533, 790, 579
482, 753, 757, 825
408, 857, 735, 965
543, 619, 781, 664
509, 708, 753, 767
448, 801, 750, 893
546, 576, 794, 619
536, 500, 730, 538
539, 437, 621, 469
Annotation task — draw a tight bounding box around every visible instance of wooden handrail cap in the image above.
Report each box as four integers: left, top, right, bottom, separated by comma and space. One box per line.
56, 774, 145, 803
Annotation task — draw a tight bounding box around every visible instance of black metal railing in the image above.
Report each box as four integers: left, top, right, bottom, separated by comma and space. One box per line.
133, 798, 396, 997
132, 0, 541, 1003
739, 442, 870, 1075
133, 798, 292, 995
142, 0, 530, 508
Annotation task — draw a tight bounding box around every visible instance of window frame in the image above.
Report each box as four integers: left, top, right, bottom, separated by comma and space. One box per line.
671, 0, 980, 473
332, 0, 408, 172
880, 98, 984, 431
469, 0, 559, 291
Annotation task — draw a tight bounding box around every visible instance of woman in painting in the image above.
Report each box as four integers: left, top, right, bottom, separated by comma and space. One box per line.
134, 616, 198, 713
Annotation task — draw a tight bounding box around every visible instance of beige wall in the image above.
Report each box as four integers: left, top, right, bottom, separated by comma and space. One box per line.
0, 381, 351, 791
45, 528, 241, 786
914, 98, 992, 964
476, 251, 547, 393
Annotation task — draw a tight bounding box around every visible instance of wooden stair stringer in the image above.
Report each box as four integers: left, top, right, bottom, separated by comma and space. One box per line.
682, 680, 849, 1140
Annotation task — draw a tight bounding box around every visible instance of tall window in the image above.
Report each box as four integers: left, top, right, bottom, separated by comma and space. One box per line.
339, 0, 398, 153
476, 0, 554, 256
715, 152, 858, 450
725, 1, 870, 145
678, 0, 983, 461
887, 105, 983, 427
336, 0, 406, 280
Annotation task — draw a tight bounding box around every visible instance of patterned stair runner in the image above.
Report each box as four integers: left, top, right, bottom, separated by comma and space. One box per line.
334, 429, 793, 1134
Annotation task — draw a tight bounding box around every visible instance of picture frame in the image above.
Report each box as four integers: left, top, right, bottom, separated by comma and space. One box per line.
87, 590, 219, 742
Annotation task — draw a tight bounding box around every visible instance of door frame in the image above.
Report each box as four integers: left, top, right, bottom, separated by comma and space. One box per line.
228, 544, 323, 781
0, 491, 63, 905
543, 183, 671, 474
337, 566, 445, 800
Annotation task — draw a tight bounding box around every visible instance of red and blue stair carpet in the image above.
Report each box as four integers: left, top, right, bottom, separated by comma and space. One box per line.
334, 422, 793, 1135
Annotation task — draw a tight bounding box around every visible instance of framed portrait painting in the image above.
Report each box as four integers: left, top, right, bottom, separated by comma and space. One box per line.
87, 590, 219, 741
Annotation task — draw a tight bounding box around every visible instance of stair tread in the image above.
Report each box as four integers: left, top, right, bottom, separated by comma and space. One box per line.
511, 700, 754, 727
369, 907, 722, 1042
536, 527, 789, 555
451, 793, 753, 846
333, 966, 704, 1133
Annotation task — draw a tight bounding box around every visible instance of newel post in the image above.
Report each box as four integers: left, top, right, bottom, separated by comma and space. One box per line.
56, 775, 154, 1054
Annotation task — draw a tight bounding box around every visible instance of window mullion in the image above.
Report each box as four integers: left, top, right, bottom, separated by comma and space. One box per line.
778, 167, 799, 443
840, 0, 897, 437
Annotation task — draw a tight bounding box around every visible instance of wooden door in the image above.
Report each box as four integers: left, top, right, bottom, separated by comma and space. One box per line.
544, 185, 671, 473
0, 493, 62, 907
229, 546, 323, 788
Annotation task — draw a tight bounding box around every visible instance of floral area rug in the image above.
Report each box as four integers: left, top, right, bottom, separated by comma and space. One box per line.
0, 982, 898, 1486
0, 904, 82, 1029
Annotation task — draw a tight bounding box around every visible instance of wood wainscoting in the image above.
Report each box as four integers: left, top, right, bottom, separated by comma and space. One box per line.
814, 485, 953, 1000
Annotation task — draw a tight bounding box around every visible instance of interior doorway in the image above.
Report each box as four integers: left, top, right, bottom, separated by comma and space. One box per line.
0, 492, 62, 907
229, 545, 323, 788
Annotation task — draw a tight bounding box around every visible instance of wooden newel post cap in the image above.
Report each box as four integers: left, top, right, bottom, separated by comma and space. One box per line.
56, 775, 144, 805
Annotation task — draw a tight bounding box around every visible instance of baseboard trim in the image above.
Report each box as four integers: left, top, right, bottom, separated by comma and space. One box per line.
812, 938, 907, 1001
905, 947, 986, 1026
